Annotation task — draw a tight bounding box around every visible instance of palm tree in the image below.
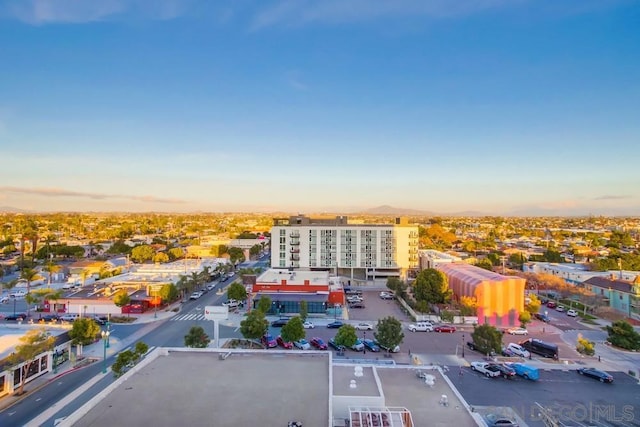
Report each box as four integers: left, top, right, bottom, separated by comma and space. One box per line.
3, 279, 20, 316
190, 271, 201, 291
43, 261, 61, 285
176, 275, 189, 300
20, 267, 38, 295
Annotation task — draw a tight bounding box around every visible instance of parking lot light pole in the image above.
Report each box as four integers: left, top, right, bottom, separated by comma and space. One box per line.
101, 329, 110, 374
461, 334, 465, 358
363, 331, 366, 355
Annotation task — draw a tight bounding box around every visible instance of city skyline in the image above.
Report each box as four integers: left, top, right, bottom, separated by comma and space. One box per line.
1, 0, 639, 216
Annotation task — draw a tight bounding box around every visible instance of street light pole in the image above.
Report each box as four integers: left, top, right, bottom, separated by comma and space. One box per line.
363, 331, 366, 355
461, 333, 465, 358
101, 329, 110, 374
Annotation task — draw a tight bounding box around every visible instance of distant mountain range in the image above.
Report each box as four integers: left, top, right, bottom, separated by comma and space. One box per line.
0, 206, 31, 213
358, 205, 486, 217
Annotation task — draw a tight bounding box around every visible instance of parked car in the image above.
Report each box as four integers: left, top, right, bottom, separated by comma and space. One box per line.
546, 301, 557, 309
327, 321, 344, 329
376, 340, 400, 353
4, 313, 28, 321
355, 322, 373, 331
507, 327, 528, 335
379, 291, 395, 300
510, 363, 539, 381
10, 290, 27, 298
434, 325, 456, 333
60, 313, 80, 322
351, 339, 365, 352
206, 283, 216, 291
577, 367, 613, 383
302, 321, 315, 329
276, 336, 293, 349
310, 337, 328, 350
470, 362, 501, 378
534, 313, 550, 322
349, 302, 365, 309
408, 322, 434, 332
294, 338, 311, 350
41, 314, 61, 322
466, 341, 495, 356
90, 315, 108, 325
566, 309, 578, 317
261, 334, 277, 348
346, 295, 363, 303
502, 343, 530, 358
328, 338, 346, 352
486, 414, 519, 427
362, 339, 380, 352
271, 318, 291, 327
222, 299, 241, 308
0, 295, 9, 304
556, 305, 565, 312
486, 363, 516, 379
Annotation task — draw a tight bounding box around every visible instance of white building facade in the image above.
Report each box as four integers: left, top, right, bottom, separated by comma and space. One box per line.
270, 215, 419, 284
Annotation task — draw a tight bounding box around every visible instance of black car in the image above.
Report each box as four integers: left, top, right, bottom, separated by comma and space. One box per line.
91, 316, 109, 325
534, 313, 550, 323
577, 367, 614, 383
467, 341, 495, 356
349, 302, 365, 309
271, 318, 291, 327
328, 338, 346, 352
41, 314, 60, 322
487, 363, 516, 379
4, 313, 28, 321
327, 321, 344, 329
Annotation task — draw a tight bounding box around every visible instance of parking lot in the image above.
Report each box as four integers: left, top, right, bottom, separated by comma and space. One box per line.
454, 367, 640, 427
345, 290, 411, 322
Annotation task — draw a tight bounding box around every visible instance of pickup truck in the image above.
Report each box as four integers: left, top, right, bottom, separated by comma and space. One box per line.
470, 361, 501, 378
408, 322, 434, 332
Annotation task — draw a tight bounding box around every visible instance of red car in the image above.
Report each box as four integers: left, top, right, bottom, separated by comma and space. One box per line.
434, 325, 457, 333
277, 336, 293, 349
310, 337, 328, 350
546, 301, 557, 309
261, 334, 277, 348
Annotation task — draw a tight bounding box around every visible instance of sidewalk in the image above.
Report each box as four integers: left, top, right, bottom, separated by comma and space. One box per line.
0, 302, 183, 412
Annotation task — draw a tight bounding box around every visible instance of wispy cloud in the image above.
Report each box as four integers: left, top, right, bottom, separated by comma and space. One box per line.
594, 195, 631, 200
0, 0, 189, 25
286, 70, 308, 91
0, 186, 187, 204
251, 0, 520, 30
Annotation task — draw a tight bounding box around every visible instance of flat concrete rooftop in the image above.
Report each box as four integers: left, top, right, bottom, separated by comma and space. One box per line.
71, 350, 330, 427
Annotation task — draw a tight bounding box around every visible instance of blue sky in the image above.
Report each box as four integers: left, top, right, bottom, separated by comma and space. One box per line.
1, 0, 639, 216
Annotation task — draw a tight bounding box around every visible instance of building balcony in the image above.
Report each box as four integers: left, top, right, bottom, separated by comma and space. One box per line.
290, 239, 300, 246
289, 232, 300, 238
290, 255, 300, 261
290, 248, 300, 253
409, 241, 418, 247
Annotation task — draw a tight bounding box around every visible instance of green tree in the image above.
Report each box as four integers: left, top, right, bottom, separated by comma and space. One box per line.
299, 300, 308, 322
525, 293, 542, 315
606, 320, 640, 350
69, 317, 101, 346
20, 267, 39, 294
240, 309, 268, 340
184, 326, 210, 348
386, 277, 403, 292
281, 316, 305, 344
8, 328, 56, 395
167, 247, 185, 261
374, 316, 404, 355
134, 341, 149, 359
227, 282, 247, 302
111, 349, 134, 377
519, 311, 531, 328
131, 244, 155, 263
43, 261, 61, 285
471, 324, 502, 356
333, 324, 358, 348
158, 283, 179, 303
474, 258, 493, 271
114, 289, 131, 314
153, 252, 169, 264
257, 295, 272, 314
413, 268, 452, 304
576, 334, 595, 356
440, 309, 454, 323
228, 247, 245, 264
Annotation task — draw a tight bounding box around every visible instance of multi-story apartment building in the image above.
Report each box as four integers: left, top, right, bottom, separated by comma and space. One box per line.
270, 215, 419, 284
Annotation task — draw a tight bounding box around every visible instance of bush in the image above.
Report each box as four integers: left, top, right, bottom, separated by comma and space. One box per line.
576, 334, 595, 356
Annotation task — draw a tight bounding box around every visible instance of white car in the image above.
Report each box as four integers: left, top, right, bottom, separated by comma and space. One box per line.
303, 321, 315, 329
556, 305, 565, 312
206, 283, 216, 291
355, 322, 374, 331
507, 327, 528, 335
470, 362, 501, 378
379, 292, 395, 300
189, 291, 203, 300
0, 295, 9, 304
408, 322, 434, 332
567, 309, 578, 317
294, 339, 311, 350
504, 342, 530, 358
10, 290, 27, 298
347, 295, 363, 303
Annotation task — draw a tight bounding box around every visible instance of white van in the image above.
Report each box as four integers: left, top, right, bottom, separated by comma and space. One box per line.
60, 313, 80, 322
